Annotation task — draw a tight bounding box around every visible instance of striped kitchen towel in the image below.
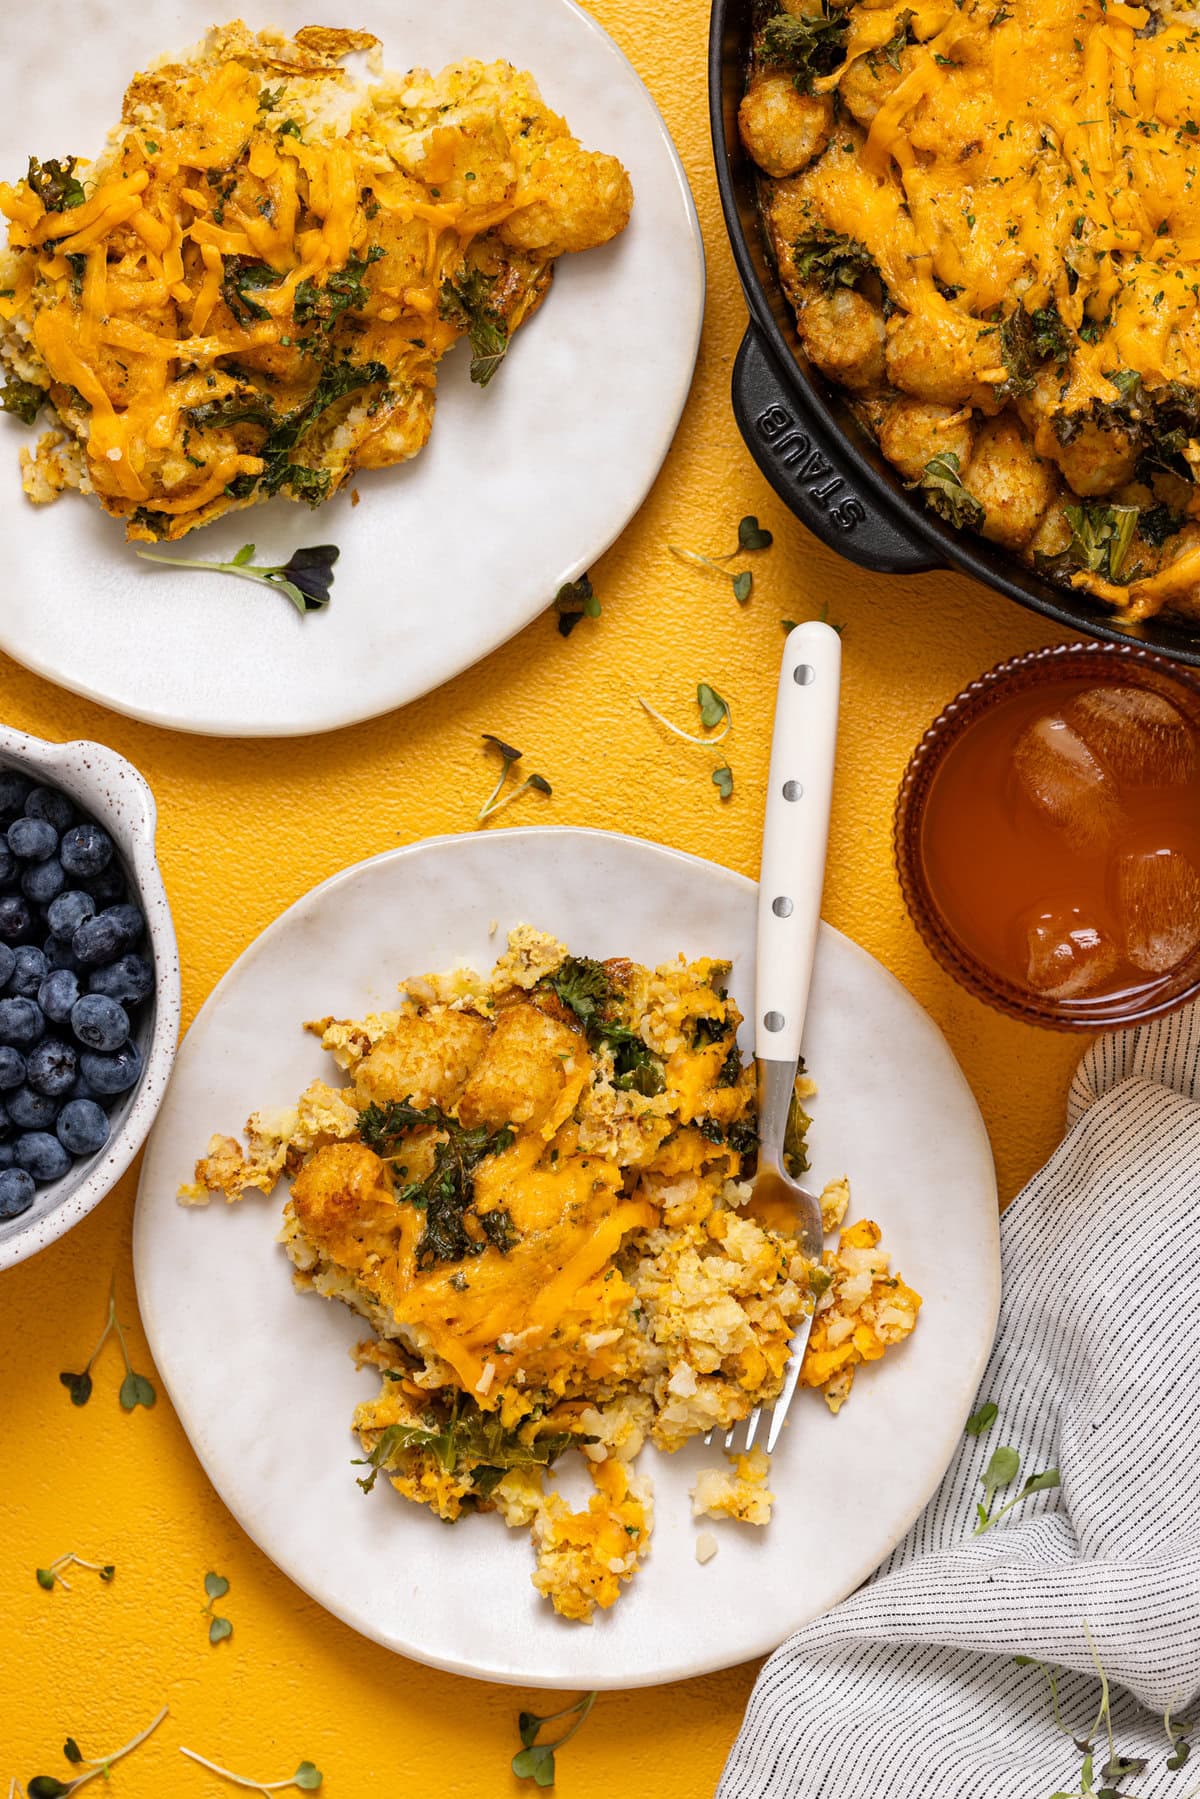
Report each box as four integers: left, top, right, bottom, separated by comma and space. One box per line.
719, 1004, 1200, 1799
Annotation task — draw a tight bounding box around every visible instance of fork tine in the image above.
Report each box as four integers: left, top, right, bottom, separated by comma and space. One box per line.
764, 1320, 815, 1454
742, 1405, 763, 1452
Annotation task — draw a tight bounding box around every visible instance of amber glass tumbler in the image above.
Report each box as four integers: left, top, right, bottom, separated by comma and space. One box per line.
894, 642, 1200, 1030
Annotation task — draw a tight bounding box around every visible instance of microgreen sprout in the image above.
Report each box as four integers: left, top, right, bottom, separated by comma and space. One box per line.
669, 515, 772, 605
1165, 1702, 1193, 1771
34, 1554, 114, 1592
638, 686, 734, 802
135, 542, 338, 616
783, 602, 845, 636
554, 572, 600, 637
26, 1704, 168, 1797
972, 1440, 1060, 1534
965, 1401, 998, 1436
203, 1571, 233, 1644
59, 1277, 156, 1412
476, 735, 553, 824
178, 1749, 322, 1794
512, 1692, 596, 1787
637, 684, 731, 746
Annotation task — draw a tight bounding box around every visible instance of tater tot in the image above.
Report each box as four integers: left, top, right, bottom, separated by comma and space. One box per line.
797, 288, 886, 390
885, 310, 1000, 410
839, 54, 905, 126
1042, 415, 1140, 498
961, 418, 1057, 549
877, 398, 975, 483
739, 74, 834, 177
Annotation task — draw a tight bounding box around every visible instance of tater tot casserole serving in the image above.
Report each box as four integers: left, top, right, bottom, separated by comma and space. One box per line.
0, 22, 632, 541
183, 926, 920, 1623
739, 0, 1200, 625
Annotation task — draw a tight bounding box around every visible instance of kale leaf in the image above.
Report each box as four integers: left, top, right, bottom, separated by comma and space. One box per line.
1139, 501, 1186, 548
1062, 500, 1138, 581
26, 155, 85, 212
919, 451, 985, 531
793, 231, 877, 294
594, 1022, 666, 1098
762, 7, 850, 91
358, 1098, 516, 1269
356, 1399, 576, 1493
998, 302, 1072, 397
294, 246, 384, 340
0, 377, 46, 424
221, 255, 285, 324
546, 956, 613, 1032
439, 268, 509, 386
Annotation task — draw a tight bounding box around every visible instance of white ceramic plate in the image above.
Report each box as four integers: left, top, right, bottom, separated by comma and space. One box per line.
134, 828, 1000, 1688
0, 1, 703, 737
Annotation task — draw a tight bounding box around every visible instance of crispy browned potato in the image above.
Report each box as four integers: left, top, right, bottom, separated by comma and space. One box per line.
738, 74, 834, 178
457, 1001, 582, 1131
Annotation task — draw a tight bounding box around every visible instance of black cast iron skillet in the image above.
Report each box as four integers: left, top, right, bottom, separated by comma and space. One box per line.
708, 0, 1200, 668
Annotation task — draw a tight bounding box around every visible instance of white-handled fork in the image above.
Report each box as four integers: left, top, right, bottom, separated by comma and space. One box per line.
705, 618, 842, 1455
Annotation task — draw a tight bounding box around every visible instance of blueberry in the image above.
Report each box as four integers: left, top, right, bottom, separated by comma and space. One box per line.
67, 1070, 103, 1104
0, 844, 15, 886
80, 1040, 142, 1095
56, 1098, 109, 1156
82, 864, 128, 905
0, 1046, 24, 1090
59, 822, 115, 879
22, 857, 65, 905
88, 954, 154, 1007
44, 936, 82, 973
0, 1142, 14, 1170
7, 816, 58, 863
39, 968, 79, 1023
105, 903, 144, 948
48, 889, 95, 941
0, 998, 43, 1047
6, 1084, 60, 1129
0, 945, 13, 989
24, 785, 75, 832
71, 912, 124, 967
7, 946, 47, 998
0, 1166, 36, 1217
25, 1037, 77, 1097
14, 1131, 71, 1184
71, 994, 129, 1052
0, 771, 32, 824
0, 896, 33, 942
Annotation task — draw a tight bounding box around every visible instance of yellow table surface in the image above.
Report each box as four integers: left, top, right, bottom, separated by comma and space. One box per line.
0, 4, 1089, 1790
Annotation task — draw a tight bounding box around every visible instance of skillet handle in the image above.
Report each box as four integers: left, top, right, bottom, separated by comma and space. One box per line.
731, 325, 939, 575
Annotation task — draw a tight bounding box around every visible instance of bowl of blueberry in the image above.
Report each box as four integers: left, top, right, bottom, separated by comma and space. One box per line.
0, 726, 180, 1269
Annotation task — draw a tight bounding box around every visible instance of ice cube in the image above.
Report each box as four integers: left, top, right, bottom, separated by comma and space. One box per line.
1116, 847, 1200, 975
1012, 716, 1122, 849
1022, 905, 1119, 1000
1065, 685, 1197, 787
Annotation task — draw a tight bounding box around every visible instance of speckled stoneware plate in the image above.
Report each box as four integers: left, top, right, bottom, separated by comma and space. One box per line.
0, 0, 704, 737
133, 828, 1000, 1689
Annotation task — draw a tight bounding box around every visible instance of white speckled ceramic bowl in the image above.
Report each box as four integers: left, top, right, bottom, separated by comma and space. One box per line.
0, 726, 180, 1270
